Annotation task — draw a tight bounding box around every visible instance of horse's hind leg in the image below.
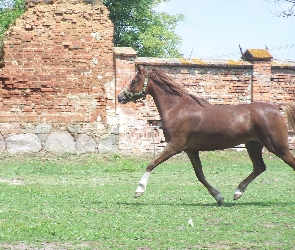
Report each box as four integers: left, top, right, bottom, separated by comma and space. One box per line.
187, 151, 224, 206
234, 141, 266, 200
267, 146, 295, 171
260, 124, 295, 171
277, 150, 295, 171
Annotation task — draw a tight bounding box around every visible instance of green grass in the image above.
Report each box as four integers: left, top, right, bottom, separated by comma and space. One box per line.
0, 151, 295, 249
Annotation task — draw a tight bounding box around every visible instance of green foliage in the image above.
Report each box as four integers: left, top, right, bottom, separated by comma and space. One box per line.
103, 0, 184, 57
0, 0, 26, 42
0, 0, 184, 58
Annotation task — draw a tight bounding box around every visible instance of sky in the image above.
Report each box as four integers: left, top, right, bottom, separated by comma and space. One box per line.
1, 0, 294, 61
156, 0, 295, 61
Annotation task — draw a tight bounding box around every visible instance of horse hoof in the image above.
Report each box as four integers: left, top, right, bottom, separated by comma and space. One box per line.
214, 194, 224, 206
217, 198, 224, 206
233, 190, 243, 200
134, 192, 144, 198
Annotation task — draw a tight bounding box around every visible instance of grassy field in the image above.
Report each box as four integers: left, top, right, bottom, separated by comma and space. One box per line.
0, 151, 295, 249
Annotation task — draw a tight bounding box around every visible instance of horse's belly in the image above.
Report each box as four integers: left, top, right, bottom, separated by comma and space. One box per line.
185, 132, 252, 151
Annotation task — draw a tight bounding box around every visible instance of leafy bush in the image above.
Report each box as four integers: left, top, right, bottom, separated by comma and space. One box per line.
0, 0, 26, 41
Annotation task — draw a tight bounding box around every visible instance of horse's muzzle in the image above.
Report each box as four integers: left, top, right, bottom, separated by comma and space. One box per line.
118, 92, 128, 104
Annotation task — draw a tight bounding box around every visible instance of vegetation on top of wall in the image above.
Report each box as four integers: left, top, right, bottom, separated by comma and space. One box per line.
0, 0, 26, 64
0, 0, 184, 58
0, 0, 26, 42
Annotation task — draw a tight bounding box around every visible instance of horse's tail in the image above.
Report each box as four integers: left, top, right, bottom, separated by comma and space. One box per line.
278, 103, 295, 131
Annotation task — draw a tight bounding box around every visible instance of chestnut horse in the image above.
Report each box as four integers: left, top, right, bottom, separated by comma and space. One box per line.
118, 65, 295, 205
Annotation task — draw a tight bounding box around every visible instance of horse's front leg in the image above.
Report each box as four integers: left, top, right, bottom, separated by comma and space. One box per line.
187, 151, 224, 206
134, 143, 180, 198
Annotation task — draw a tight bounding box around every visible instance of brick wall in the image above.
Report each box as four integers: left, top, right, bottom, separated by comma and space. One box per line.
0, 0, 118, 153
115, 48, 295, 153
1, 0, 114, 123
1, 1, 295, 154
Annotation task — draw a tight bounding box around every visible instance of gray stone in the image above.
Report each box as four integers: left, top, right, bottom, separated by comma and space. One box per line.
98, 134, 118, 154
20, 123, 35, 133
37, 134, 48, 143
6, 134, 42, 153
76, 134, 96, 153
0, 123, 22, 134
0, 134, 5, 152
35, 123, 52, 134
66, 124, 80, 135
107, 124, 119, 134
44, 131, 75, 153
95, 122, 107, 134
106, 114, 119, 134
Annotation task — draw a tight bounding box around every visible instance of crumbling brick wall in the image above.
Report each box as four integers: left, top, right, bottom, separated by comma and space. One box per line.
0, 0, 118, 153
1, 0, 114, 122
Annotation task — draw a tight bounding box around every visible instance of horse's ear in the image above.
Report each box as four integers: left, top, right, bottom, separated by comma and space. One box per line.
136, 65, 145, 75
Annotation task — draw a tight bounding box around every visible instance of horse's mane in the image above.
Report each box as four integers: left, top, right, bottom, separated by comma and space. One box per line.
148, 68, 209, 107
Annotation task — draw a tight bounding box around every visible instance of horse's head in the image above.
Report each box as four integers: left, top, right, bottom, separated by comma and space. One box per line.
118, 65, 149, 104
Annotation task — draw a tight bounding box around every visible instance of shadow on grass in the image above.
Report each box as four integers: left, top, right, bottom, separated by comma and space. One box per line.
231, 201, 295, 207
94, 200, 295, 208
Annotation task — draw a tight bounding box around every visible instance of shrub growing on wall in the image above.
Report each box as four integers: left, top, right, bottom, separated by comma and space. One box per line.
0, 0, 26, 41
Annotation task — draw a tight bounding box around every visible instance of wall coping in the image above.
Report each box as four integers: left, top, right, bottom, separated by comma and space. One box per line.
114, 47, 295, 69
271, 60, 295, 70
113, 47, 137, 56
243, 49, 273, 61
135, 57, 253, 68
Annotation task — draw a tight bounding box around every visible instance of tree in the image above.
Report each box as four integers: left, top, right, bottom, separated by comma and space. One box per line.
266, 0, 295, 17
0, 0, 26, 42
0, 0, 184, 58
103, 0, 184, 57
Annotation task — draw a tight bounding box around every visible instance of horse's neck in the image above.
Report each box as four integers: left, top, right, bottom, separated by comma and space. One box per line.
149, 83, 183, 120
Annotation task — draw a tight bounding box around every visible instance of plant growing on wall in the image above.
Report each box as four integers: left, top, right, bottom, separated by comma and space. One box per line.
0, 0, 26, 42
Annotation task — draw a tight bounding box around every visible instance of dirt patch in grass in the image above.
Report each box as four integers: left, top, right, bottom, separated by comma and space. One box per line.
0, 177, 24, 185
0, 242, 103, 250
0, 242, 58, 250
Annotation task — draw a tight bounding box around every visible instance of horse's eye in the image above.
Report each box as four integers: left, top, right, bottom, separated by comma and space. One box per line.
131, 80, 137, 87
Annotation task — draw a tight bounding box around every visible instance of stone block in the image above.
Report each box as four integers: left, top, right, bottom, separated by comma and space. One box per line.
0, 134, 5, 152
76, 134, 96, 153
66, 124, 80, 134
98, 134, 118, 154
35, 123, 52, 134
6, 133, 42, 153
44, 131, 75, 153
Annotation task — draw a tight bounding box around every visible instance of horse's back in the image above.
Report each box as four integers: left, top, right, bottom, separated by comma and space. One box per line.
204, 102, 282, 125
180, 101, 286, 151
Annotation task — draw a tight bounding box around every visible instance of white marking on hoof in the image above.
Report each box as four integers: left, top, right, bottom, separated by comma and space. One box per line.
135, 172, 150, 195
233, 189, 244, 200
135, 183, 145, 193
